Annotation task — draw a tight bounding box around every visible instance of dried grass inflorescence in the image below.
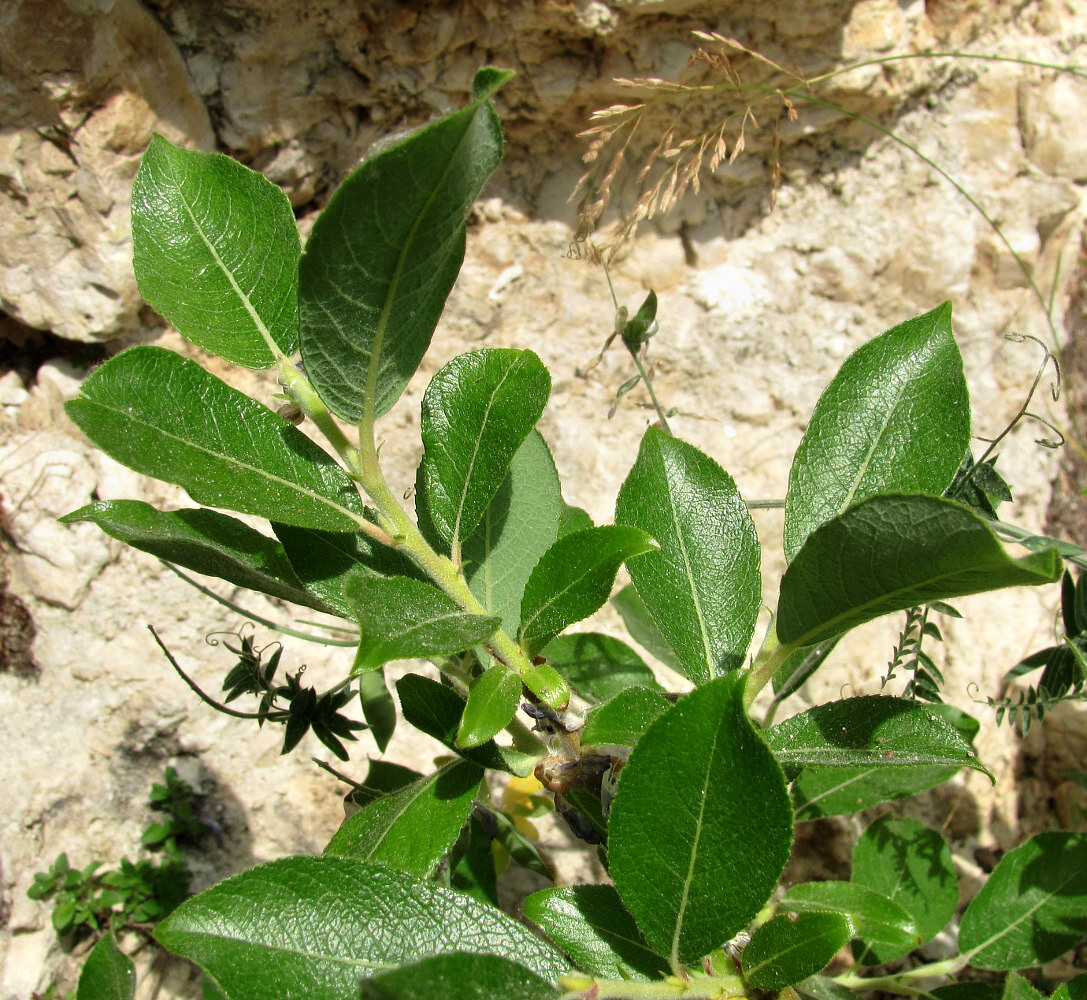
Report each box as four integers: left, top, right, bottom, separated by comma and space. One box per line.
573, 32, 800, 261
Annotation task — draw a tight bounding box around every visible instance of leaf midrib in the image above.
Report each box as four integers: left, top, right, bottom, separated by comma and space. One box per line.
75, 396, 362, 529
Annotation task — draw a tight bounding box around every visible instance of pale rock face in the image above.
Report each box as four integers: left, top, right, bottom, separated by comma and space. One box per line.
2, 1, 1087, 995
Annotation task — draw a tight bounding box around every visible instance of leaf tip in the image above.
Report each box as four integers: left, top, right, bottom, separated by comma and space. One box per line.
473, 66, 515, 101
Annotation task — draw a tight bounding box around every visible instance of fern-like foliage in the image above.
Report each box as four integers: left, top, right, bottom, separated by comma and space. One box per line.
882, 602, 961, 703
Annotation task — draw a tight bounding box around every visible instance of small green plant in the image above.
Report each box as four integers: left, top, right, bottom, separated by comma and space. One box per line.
28, 768, 202, 940
56, 69, 1087, 999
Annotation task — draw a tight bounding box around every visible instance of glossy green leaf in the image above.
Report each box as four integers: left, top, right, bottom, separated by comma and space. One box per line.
273, 523, 422, 619
325, 760, 481, 877
359, 952, 558, 1000
959, 832, 1087, 970
782, 881, 920, 959
743, 912, 852, 990
791, 763, 960, 819
765, 697, 990, 777
132, 134, 299, 368
609, 673, 792, 968
78, 933, 135, 1000
201, 976, 228, 1000
155, 856, 567, 998
62, 500, 328, 611
422, 349, 550, 547
348, 760, 422, 812
851, 816, 958, 965
461, 430, 563, 636
784, 302, 969, 560
457, 665, 522, 748
611, 584, 683, 673
523, 885, 669, 981
66, 347, 364, 532
357, 669, 396, 753
1003, 974, 1046, 1000
519, 526, 656, 653
558, 503, 594, 538
582, 687, 670, 747
347, 576, 499, 671
540, 632, 661, 704
450, 815, 499, 907
299, 70, 511, 422
615, 427, 761, 684
771, 636, 842, 702
396, 673, 539, 776
777, 495, 1062, 648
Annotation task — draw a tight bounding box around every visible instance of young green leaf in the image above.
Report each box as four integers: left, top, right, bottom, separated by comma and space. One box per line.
782, 881, 920, 960
851, 816, 958, 966
62, 500, 329, 611
609, 673, 792, 970
457, 665, 522, 748
66, 347, 365, 532
154, 856, 567, 998
615, 428, 761, 684
784, 302, 969, 560
540, 632, 662, 704
347, 576, 499, 671
581, 687, 670, 747
777, 495, 1062, 648
1002, 974, 1047, 1000
519, 526, 656, 653
743, 912, 852, 991
765, 697, 990, 777
273, 523, 422, 619
422, 349, 551, 547
523, 885, 670, 981
324, 760, 482, 878
78, 933, 136, 1000
959, 832, 1087, 970
299, 70, 511, 422
358, 952, 559, 1000
611, 584, 683, 673
357, 669, 396, 753
395, 673, 539, 776
132, 134, 300, 368
460, 430, 563, 636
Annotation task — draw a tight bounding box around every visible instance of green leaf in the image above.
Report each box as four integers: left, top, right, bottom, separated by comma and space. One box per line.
771, 635, 842, 701
930, 983, 1004, 1000
457, 665, 522, 749
154, 856, 567, 998
765, 697, 990, 777
461, 430, 563, 636
358, 952, 558, 1000
1052, 974, 1087, 1000
422, 349, 551, 547
784, 302, 969, 560
299, 72, 509, 421
66, 348, 365, 532
582, 687, 670, 747
558, 503, 595, 538
347, 576, 499, 671
611, 584, 683, 673
62, 500, 328, 611
348, 760, 422, 811
201, 976, 228, 1000
450, 815, 499, 907
1002, 974, 1046, 1000
609, 673, 792, 969
273, 523, 422, 619
797, 974, 860, 1000
851, 816, 958, 965
132, 134, 299, 368
791, 763, 960, 819
743, 912, 852, 990
523, 885, 669, 981
519, 526, 656, 653
78, 934, 136, 1000
490, 808, 552, 879
777, 495, 1062, 648
540, 632, 662, 704
959, 832, 1087, 970
324, 760, 482, 877
782, 881, 920, 959
615, 427, 761, 684
396, 673, 539, 776
357, 669, 396, 753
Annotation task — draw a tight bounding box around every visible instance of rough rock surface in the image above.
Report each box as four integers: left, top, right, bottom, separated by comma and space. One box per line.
2, 0, 1086, 996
